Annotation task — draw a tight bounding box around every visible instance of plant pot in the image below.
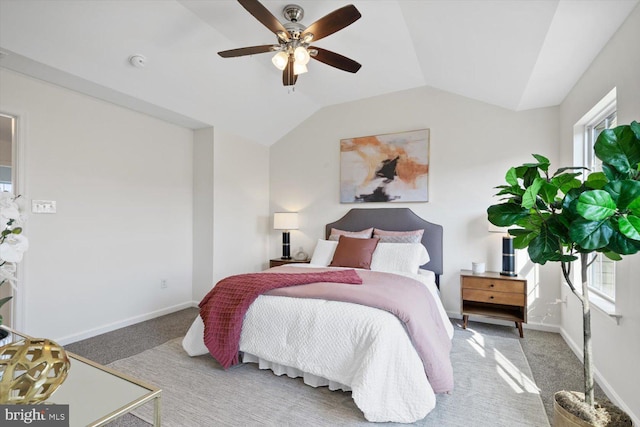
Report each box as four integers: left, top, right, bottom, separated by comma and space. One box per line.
553, 391, 632, 427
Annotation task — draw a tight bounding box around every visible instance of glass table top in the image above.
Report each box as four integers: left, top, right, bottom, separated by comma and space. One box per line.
0, 327, 161, 427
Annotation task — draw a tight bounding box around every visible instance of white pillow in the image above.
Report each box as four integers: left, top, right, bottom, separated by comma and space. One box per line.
370, 243, 430, 274
328, 227, 373, 241
309, 239, 339, 266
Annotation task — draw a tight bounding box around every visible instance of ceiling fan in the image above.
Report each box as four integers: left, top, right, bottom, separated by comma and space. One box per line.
218, 0, 362, 86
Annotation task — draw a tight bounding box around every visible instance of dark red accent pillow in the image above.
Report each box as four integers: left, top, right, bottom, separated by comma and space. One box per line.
329, 236, 380, 269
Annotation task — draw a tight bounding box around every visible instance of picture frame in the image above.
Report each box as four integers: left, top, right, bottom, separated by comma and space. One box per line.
340, 129, 430, 203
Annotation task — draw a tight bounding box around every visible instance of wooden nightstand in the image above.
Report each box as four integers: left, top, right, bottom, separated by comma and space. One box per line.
269, 258, 311, 268
460, 270, 527, 338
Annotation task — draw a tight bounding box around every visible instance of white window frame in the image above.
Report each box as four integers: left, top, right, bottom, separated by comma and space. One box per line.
582, 108, 617, 303
571, 88, 621, 321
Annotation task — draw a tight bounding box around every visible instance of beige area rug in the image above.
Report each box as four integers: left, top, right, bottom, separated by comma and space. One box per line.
108, 327, 550, 426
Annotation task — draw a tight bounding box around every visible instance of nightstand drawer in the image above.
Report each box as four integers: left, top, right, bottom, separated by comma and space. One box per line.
269, 259, 310, 268
462, 276, 524, 293
462, 289, 525, 306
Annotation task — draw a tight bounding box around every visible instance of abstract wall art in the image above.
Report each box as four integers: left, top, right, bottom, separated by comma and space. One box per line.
340, 129, 429, 203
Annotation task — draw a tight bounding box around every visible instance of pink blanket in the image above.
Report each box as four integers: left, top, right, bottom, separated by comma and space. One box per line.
267, 266, 454, 393
198, 269, 362, 368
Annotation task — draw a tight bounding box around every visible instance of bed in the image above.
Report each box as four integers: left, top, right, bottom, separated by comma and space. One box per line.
182, 208, 453, 423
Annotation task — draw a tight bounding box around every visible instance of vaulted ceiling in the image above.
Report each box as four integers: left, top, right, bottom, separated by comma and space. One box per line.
0, 0, 637, 145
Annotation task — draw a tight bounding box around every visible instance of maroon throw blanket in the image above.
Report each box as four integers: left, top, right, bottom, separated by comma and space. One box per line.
198, 270, 362, 368
268, 266, 454, 393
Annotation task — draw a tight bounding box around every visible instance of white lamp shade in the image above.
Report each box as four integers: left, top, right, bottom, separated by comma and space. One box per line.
271, 51, 288, 71
294, 46, 310, 65
488, 222, 508, 233
293, 62, 308, 75
274, 212, 299, 230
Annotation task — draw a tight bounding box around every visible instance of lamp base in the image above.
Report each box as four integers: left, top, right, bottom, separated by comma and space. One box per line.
500, 271, 518, 277
280, 256, 292, 260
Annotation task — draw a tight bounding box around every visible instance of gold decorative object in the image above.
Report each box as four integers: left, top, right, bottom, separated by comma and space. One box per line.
0, 338, 71, 403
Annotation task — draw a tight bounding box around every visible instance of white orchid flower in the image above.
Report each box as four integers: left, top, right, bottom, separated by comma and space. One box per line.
0, 233, 29, 263
0, 192, 15, 206
0, 262, 17, 291
0, 193, 23, 230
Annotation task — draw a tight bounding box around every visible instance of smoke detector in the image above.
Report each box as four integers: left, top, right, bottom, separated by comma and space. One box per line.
129, 54, 147, 68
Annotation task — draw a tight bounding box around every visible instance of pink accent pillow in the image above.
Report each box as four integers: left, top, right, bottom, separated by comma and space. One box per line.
328, 227, 373, 241
329, 236, 379, 269
373, 228, 424, 243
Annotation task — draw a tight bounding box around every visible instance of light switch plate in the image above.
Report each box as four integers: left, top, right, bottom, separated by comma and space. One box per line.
32, 200, 57, 214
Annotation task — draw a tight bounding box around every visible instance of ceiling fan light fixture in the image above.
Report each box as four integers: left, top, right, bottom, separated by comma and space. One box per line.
293, 62, 308, 75
272, 51, 289, 70
294, 46, 310, 65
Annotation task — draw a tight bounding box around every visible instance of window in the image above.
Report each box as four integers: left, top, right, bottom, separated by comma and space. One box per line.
582, 107, 617, 302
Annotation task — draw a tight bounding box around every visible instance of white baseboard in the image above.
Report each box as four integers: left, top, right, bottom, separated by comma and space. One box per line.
447, 311, 561, 333
559, 327, 640, 426
56, 301, 196, 346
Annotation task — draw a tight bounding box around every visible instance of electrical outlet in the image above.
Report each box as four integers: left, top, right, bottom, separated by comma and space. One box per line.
160, 280, 167, 289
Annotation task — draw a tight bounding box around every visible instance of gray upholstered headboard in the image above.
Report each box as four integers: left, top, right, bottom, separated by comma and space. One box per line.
325, 208, 444, 286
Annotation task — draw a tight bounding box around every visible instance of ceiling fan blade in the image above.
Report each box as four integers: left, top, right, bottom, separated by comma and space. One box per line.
310, 47, 361, 73
301, 4, 361, 43
238, 0, 290, 38
218, 45, 275, 58
283, 57, 297, 86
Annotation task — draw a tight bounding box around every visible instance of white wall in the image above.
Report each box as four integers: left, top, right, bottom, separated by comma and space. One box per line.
0, 69, 194, 343
558, 4, 640, 423
192, 130, 271, 303
270, 85, 560, 329
192, 127, 214, 301
210, 128, 270, 293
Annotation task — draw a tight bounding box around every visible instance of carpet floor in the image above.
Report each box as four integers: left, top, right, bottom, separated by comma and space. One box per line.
66, 308, 604, 426
106, 328, 549, 426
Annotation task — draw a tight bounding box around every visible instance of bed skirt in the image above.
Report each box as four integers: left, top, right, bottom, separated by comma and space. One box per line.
242, 352, 352, 392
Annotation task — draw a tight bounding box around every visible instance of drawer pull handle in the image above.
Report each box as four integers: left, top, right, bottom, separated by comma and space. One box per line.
490, 283, 495, 288
489, 296, 494, 299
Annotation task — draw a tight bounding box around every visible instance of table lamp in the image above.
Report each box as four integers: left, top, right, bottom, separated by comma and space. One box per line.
489, 223, 517, 277
274, 212, 299, 260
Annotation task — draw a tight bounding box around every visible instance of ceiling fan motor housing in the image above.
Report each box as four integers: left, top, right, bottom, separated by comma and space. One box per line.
283, 4, 304, 22
283, 4, 305, 39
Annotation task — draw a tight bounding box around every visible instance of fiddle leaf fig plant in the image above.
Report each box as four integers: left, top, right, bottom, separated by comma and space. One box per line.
487, 121, 640, 413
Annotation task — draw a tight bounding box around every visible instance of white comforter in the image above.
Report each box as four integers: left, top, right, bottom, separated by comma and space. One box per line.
182, 266, 453, 423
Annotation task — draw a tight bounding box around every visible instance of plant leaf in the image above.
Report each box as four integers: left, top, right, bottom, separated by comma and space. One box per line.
628, 196, 640, 216
594, 125, 640, 175
576, 190, 616, 221
0, 295, 12, 309
631, 120, 640, 141
532, 154, 550, 172
522, 177, 545, 209
552, 166, 588, 177
606, 231, 640, 255
495, 185, 524, 197
505, 167, 518, 186
603, 251, 623, 261
539, 181, 559, 204
509, 229, 538, 249
487, 203, 530, 227
603, 180, 640, 210
569, 218, 614, 251
551, 173, 581, 194
527, 226, 560, 264
618, 215, 640, 241
585, 172, 608, 190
